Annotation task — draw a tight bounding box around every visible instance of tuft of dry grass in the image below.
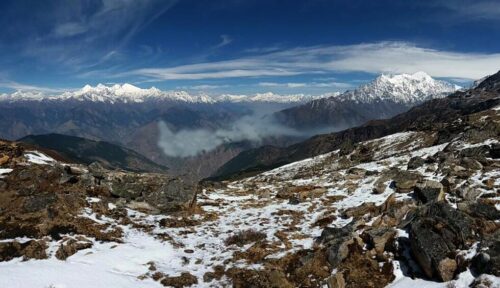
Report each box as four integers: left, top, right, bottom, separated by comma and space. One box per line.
225, 229, 266, 247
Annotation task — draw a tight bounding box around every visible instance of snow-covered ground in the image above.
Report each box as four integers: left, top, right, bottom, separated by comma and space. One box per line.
0, 129, 499, 287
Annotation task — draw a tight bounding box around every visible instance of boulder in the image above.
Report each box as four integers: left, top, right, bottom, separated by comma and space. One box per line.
325, 272, 346, 288
0, 155, 9, 166
391, 170, 422, 192
409, 202, 475, 281
459, 145, 490, 158
457, 186, 482, 200
317, 224, 361, 267
55, 237, 93, 260
104, 172, 195, 212
276, 185, 327, 202
362, 228, 397, 255
414, 180, 445, 203
437, 258, 457, 282
457, 201, 500, 221
490, 143, 500, 159
471, 231, 500, 276
460, 157, 483, 171
160, 272, 198, 288
407, 156, 425, 170
0, 240, 47, 261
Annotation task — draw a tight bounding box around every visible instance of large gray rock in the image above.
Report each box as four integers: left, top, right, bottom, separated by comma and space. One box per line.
391, 170, 423, 192
414, 180, 445, 203
61, 162, 196, 213
317, 223, 359, 267
457, 201, 500, 221
407, 156, 425, 170
103, 171, 195, 212
471, 231, 500, 276
408, 202, 476, 281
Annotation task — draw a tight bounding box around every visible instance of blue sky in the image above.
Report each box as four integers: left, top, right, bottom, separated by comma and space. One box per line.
0, 0, 499, 94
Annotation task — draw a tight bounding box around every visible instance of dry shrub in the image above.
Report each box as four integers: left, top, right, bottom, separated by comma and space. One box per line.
225, 229, 266, 247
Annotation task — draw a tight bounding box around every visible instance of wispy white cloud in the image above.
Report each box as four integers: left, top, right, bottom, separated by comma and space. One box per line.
177, 84, 229, 90
18, 0, 178, 69
212, 34, 233, 49
52, 22, 88, 38
434, 0, 500, 21
0, 80, 67, 93
259, 82, 306, 88
124, 41, 500, 81
258, 81, 351, 89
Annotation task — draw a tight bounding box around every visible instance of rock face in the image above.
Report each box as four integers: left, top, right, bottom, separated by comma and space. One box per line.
408, 203, 475, 281
93, 166, 195, 212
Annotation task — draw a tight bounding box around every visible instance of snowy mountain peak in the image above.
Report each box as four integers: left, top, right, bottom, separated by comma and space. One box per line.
0, 84, 334, 104
339, 71, 459, 104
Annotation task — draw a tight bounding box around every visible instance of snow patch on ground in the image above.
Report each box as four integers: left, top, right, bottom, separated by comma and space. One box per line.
25, 151, 56, 165
0, 168, 13, 178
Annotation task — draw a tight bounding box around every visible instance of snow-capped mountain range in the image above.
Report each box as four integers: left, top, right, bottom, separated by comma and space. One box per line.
0, 83, 334, 104
275, 71, 460, 129
330, 71, 459, 105
0, 71, 458, 105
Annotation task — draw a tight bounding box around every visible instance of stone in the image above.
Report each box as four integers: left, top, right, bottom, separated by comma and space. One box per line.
407, 156, 425, 170
457, 186, 482, 201
437, 258, 457, 282
471, 252, 492, 275
460, 157, 483, 171
336, 241, 395, 288
160, 272, 198, 288
103, 172, 195, 212
490, 143, 500, 159
317, 224, 361, 267
391, 170, 422, 192
414, 180, 445, 203
0, 155, 9, 166
459, 145, 491, 158
227, 268, 293, 288
22, 240, 48, 260
409, 202, 475, 281
362, 228, 397, 255
326, 272, 346, 288
0, 241, 23, 261
55, 237, 93, 260
0, 240, 48, 261
457, 201, 500, 221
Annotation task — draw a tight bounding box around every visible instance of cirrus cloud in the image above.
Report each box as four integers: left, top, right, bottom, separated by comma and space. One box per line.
123, 41, 500, 81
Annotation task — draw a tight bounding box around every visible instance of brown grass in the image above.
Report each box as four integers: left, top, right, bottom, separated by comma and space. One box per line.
225, 229, 266, 247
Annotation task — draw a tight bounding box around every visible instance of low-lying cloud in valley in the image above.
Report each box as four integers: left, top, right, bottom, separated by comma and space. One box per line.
157, 114, 301, 157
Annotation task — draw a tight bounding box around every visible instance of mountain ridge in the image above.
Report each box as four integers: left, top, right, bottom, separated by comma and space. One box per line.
213, 70, 499, 180
274, 71, 459, 130
0, 83, 336, 104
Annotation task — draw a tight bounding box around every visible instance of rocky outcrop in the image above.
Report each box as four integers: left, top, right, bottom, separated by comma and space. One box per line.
88, 163, 195, 212
0, 240, 48, 261
414, 180, 445, 203
0, 140, 196, 262
407, 202, 476, 281
55, 236, 93, 260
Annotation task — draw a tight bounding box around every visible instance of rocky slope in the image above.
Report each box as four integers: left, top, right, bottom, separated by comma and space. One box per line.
274, 72, 458, 131
19, 133, 168, 173
0, 75, 499, 287
214, 71, 499, 180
